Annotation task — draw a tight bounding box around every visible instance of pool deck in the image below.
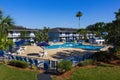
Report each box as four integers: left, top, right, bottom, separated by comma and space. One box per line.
16, 44, 97, 60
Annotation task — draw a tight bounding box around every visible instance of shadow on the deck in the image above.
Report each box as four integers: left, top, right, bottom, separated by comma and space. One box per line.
51, 50, 88, 59
27, 53, 39, 57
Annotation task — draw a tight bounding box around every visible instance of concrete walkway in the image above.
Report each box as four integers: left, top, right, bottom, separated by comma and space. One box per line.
37, 73, 52, 80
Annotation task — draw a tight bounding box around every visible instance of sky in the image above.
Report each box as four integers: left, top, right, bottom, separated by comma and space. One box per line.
0, 0, 120, 29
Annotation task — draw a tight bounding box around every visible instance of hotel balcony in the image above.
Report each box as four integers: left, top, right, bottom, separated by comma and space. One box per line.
59, 34, 67, 37
29, 34, 35, 37
59, 34, 73, 37
59, 33, 80, 37
8, 34, 35, 38
69, 34, 73, 36
73, 34, 79, 37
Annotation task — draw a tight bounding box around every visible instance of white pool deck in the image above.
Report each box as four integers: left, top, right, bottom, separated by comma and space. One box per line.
15, 42, 102, 60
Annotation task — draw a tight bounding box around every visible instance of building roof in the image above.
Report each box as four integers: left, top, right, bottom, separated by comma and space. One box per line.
49, 27, 78, 33
8, 26, 39, 31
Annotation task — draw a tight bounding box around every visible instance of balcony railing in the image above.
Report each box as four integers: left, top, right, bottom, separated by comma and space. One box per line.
59, 34, 80, 37
8, 34, 35, 38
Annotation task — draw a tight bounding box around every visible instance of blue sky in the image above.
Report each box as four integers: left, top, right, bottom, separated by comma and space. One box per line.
0, 0, 120, 29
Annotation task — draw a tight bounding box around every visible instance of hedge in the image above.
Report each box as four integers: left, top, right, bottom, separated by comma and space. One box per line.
9, 60, 29, 68
78, 59, 94, 66
56, 60, 72, 74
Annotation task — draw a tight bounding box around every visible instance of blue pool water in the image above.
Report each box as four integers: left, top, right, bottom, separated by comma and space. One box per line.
44, 42, 104, 50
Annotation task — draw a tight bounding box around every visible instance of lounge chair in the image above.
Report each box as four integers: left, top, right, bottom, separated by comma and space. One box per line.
17, 48, 24, 54
43, 51, 48, 57
39, 52, 44, 57
16, 56, 20, 60
36, 60, 44, 68
23, 57, 29, 62
21, 46, 27, 50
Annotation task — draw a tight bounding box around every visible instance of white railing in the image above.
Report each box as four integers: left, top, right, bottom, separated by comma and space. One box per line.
8, 34, 35, 38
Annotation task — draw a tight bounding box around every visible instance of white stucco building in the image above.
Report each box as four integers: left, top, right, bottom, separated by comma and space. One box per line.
7, 26, 37, 42
89, 37, 105, 45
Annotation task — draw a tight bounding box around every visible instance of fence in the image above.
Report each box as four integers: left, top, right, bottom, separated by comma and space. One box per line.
0, 54, 58, 70
64, 53, 94, 66
0, 52, 94, 70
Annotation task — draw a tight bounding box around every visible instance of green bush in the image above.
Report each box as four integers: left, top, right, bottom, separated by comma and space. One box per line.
9, 60, 29, 68
3, 59, 9, 64
78, 59, 94, 66
85, 39, 89, 42
94, 51, 112, 63
112, 46, 120, 53
56, 60, 72, 73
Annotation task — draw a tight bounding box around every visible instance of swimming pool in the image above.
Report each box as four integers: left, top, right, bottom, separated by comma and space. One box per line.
44, 42, 104, 50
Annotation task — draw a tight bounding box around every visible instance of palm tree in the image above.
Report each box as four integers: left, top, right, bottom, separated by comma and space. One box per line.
77, 29, 87, 40
0, 36, 14, 50
1, 16, 14, 33
35, 27, 50, 42
20, 31, 29, 40
43, 26, 50, 42
0, 9, 14, 50
0, 9, 14, 37
76, 11, 82, 28
35, 30, 44, 42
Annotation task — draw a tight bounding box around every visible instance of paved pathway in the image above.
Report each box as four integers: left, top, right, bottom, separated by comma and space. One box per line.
37, 73, 52, 80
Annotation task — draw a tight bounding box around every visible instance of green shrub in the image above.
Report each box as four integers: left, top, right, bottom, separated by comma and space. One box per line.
78, 59, 94, 66
3, 59, 9, 64
85, 39, 89, 42
56, 60, 72, 73
9, 60, 29, 68
94, 51, 112, 63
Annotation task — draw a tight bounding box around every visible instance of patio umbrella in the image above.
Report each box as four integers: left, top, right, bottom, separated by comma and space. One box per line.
37, 42, 50, 47
37, 42, 50, 52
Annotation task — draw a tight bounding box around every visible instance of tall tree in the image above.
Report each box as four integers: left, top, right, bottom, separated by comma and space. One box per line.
0, 10, 14, 37
43, 26, 50, 42
86, 22, 105, 33
0, 36, 14, 50
104, 9, 120, 54
77, 29, 87, 40
76, 11, 82, 28
20, 31, 29, 40
115, 9, 120, 21
35, 30, 44, 42
0, 9, 14, 50
35, 27, 50, 42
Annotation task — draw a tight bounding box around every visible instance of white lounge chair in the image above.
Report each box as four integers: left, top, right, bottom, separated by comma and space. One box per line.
23, 46, 27, 50
39, 52, 44, 57
43, 51, 48, 57
17, 49, 24, 55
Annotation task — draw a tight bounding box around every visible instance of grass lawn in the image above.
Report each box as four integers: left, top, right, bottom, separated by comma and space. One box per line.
0, 63, 39, 80
53, 64, 120, 80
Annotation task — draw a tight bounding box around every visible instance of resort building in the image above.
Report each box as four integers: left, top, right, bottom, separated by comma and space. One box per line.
49, 28, 80, 42
86, 31, 106, 45
86, 33, 96, 39
7, 26, 105, 45
7, 26, 37, 42
85, 31, 97, 39
89, 37, 105, 45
